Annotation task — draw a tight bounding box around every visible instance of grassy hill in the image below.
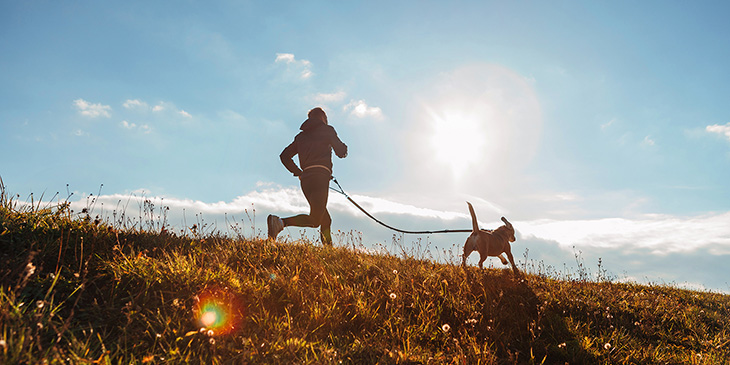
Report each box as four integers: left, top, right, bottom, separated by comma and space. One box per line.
1, 189, 729, 364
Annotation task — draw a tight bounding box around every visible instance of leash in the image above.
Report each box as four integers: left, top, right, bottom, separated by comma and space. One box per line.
329, 176, 472, 235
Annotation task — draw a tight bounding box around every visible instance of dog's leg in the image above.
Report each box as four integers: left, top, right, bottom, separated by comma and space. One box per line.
461, 245, 471, 268
462, 235, 479, 268
497, 253, 508, 265
504, 248, 519, 276
461, 242, 472, 268
478, 253, 486, 270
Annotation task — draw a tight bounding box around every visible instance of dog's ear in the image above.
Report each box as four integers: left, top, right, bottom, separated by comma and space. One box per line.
501, 217, 512, 227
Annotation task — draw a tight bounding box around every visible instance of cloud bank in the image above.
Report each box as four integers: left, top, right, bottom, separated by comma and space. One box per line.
68, 185, 730, 292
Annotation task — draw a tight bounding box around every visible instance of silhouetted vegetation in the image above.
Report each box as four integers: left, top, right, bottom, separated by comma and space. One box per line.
1, 183, 729, 364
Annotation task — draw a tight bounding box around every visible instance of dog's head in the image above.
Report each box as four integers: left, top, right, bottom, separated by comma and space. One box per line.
500, 217, 516, 242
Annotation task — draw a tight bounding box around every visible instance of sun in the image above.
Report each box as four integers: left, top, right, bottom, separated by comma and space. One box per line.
427, 107, 497, 179
409, 63, 542, 188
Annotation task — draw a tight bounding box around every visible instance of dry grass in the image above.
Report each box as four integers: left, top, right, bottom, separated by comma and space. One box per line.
1, 183, 729, 364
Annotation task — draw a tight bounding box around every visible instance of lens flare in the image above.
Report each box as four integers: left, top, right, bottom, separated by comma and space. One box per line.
193, 287, 244, 336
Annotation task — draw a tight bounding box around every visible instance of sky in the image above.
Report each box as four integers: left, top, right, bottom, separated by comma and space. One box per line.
2, 1, 730, 292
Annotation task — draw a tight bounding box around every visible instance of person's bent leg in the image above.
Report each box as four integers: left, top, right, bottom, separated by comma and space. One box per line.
282, 214, 313, 227
304, 174, 331, 245
281, 171, 330, 230
320, 209, 333, 245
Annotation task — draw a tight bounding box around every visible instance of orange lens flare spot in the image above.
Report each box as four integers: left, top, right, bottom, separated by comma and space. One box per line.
192, 287, 245, 336
200, 310, 218, 327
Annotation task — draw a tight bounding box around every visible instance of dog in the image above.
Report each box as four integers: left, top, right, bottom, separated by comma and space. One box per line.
461, 202, 519, 275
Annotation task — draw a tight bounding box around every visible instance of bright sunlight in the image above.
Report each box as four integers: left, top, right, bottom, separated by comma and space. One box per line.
428, 107, 495, 179
409, 63, 543, 190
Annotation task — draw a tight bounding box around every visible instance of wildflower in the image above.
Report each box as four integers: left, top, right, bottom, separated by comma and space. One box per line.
209, 338, 215, 345
36, 300, 44, 309
199, 327, 207, 333
465, 318, 478, 325
0, 339, 5, 349
26, 262, 36, 276
441, 324, 451, 333
634, 321, 640, 326
604, 343, 611, 350
558, 342, 566, 349
389, 293, 397, 300
207, 330, 214, 337
393, 269, 398, 275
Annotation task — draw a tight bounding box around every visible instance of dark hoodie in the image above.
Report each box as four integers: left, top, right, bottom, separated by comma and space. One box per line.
280, 118, 348, 177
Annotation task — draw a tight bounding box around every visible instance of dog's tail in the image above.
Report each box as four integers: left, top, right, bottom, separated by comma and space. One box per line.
467, 202, 479, 233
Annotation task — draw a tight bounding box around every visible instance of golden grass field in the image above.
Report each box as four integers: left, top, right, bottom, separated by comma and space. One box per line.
1, 186, 729, 364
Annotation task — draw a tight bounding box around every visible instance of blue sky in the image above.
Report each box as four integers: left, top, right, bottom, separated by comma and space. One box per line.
2, 1, 730, 291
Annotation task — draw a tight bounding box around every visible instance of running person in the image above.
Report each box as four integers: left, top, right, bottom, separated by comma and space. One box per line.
267, 107, 348, 245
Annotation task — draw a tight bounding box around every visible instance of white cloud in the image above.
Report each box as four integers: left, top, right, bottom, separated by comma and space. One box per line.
275, 53, 296, 63
121, 120, 136, 129
706, 123, 730, 142
123, 99, 149, 110
343, 100, 384, 120
73, 129, 88, 137
120, 120, 151, 133
519, 212, 730, 255
74, 99, 111, 118
274, 53, 313, 80
148, 102, 192, 119
642, 135, 655, 147
314, 91, 347, 103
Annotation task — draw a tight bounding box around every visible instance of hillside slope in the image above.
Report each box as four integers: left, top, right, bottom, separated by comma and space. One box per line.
1, 195, 729, 364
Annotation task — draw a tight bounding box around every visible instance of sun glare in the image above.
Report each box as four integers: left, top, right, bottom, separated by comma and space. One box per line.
410, 63, 542, 188
429, 109, 492, 179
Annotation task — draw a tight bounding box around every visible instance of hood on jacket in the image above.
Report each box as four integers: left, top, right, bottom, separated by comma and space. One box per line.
300, 118, 326, 131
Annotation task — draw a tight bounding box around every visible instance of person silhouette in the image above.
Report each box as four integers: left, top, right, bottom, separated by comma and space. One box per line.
267, 107, 348, 245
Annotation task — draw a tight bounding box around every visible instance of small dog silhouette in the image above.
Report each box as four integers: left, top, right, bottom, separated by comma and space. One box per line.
461, 202, 519, 275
